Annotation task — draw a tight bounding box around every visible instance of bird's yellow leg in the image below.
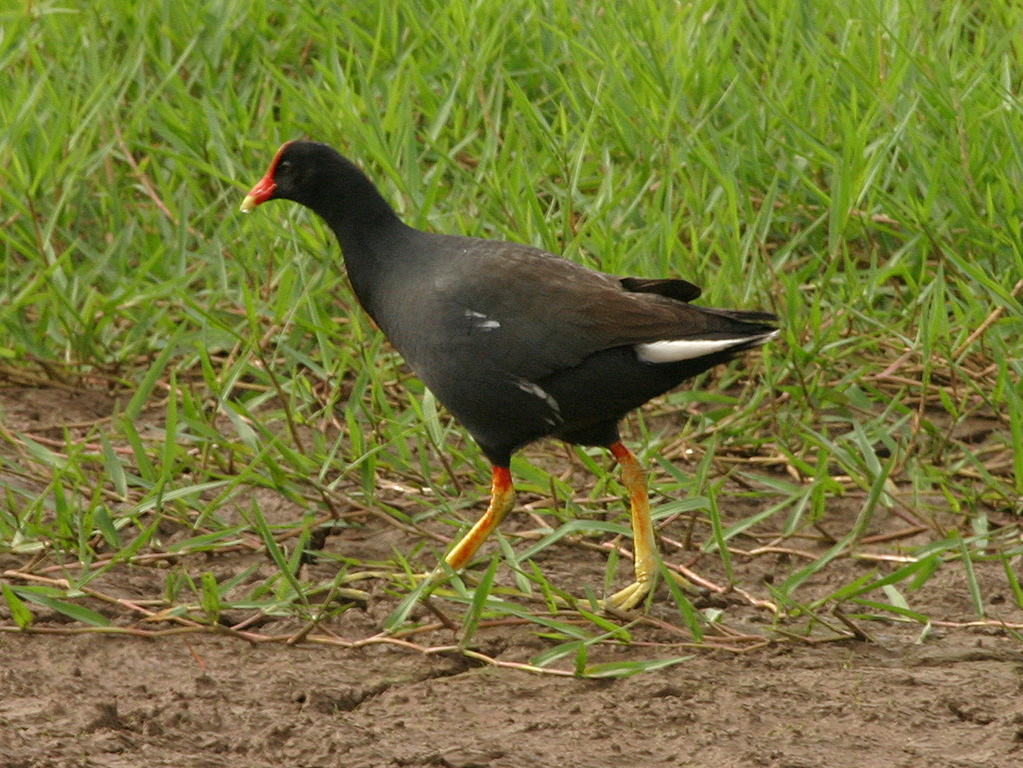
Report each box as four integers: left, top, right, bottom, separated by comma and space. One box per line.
427, 466, 515, 584
601, 441, 660, 610
386, 468, 515, 632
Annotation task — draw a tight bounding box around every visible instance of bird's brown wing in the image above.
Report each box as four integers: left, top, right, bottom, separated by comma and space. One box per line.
426, 238, 771, 381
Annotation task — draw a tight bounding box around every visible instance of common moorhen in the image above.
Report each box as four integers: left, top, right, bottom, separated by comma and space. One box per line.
242, 141, 777, 609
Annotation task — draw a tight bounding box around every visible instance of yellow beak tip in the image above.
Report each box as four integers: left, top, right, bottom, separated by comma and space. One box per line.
240, 194, 257, 213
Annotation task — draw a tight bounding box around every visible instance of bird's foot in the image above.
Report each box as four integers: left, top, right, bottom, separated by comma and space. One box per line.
601, 578, 652, 612
601, 570, 695, 612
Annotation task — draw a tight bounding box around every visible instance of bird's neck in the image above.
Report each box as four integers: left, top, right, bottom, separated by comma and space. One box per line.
315, 192, 419, 325
302, 166, 404, 282
336, 219, 416, 311
314, 169, 403, 251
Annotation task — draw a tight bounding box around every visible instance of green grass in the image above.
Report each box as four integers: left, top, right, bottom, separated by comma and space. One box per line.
1, 0, 1022, 676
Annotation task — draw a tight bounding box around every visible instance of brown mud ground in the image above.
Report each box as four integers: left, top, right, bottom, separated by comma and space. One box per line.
2, 385, 1022, 767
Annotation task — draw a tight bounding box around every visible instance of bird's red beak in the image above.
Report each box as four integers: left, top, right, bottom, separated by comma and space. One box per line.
240, 172, 276, 212
240, 142, 293, 212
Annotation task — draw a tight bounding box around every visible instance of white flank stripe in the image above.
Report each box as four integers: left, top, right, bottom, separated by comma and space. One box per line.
513, 378, 562, 414
636, 331, 778, 364
464, 309, 501, 331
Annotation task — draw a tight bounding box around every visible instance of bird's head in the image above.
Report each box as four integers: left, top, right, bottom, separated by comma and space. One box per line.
240, 140, 339, 213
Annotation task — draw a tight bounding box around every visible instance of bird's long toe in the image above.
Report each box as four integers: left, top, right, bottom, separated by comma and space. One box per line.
602, 578, 654, 612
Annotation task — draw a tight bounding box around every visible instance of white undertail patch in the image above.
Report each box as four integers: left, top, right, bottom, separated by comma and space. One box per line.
636, 330, 779, 364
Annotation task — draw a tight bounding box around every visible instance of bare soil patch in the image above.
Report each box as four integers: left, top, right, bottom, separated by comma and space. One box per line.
2, 628, 1021, 768
2, 384, 1022, 767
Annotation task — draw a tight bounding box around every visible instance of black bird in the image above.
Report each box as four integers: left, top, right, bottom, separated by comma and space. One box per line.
242, 141, 777, 608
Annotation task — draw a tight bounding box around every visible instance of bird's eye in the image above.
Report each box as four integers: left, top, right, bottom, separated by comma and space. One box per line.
279, 160, 293, 172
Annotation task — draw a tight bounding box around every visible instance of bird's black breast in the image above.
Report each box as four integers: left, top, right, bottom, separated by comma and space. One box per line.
352, 238, 580, 462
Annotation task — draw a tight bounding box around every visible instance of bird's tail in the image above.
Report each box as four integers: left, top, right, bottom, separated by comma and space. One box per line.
635, 308, 778, 364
